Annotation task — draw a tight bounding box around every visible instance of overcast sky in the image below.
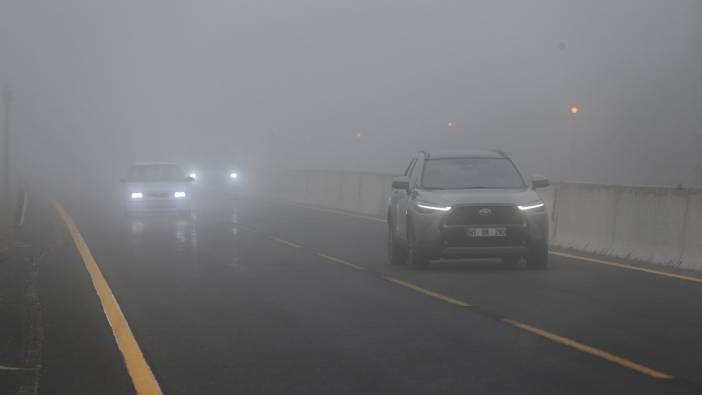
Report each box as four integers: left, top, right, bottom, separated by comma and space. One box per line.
1, 0, 701, 186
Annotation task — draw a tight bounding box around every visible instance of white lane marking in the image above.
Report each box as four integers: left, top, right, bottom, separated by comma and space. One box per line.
270, 236, 302, 248
0, 365, 34, 371
316, 253, 366, 271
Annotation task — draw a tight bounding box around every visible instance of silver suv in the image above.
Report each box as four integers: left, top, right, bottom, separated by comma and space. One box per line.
387, 150, 550, 269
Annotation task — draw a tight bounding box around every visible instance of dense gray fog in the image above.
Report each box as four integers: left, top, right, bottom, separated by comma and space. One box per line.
1, 0, 701, 191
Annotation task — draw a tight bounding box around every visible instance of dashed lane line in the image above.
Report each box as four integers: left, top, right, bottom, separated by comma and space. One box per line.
384, 277, 471, 307
501, 318, 674, 380
316, 252, 367, 271
269, 236, 302, 249
246, 220, 681, 384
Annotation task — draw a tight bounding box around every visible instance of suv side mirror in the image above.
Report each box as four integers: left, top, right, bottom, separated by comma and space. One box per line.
531, 175, 550, 189
392, 176, 410, 191
186, 176, 196, 182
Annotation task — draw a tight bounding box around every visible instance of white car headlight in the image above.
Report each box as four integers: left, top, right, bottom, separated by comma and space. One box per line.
189, 173, 197, 180
130, 192, 143, 199
229, 172, 238, 179
174, 191, 187, 198
518, 200, 545, 211
415, 200, 452, 212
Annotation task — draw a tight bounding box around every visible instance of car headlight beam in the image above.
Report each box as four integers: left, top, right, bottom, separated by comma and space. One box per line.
174, 191, 187, 198
130, 192, 143, 199
415, 201, 452, 212
518, 201, 545, 211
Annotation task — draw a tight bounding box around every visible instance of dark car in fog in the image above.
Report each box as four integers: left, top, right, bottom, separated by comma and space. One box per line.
181, 165, 243, 199
387, 150, 550, 269
122, 162, 194, 216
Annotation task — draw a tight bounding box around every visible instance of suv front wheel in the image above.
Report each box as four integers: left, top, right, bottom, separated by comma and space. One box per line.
407, 227, 429, 270
387, 220, 407, 265
526, 246, 548, 270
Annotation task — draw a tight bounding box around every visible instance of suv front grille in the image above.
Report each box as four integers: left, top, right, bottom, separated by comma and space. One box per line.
445, 205, 524, 226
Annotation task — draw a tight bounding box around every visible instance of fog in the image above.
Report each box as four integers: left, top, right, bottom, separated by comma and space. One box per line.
1, 0, 701, 191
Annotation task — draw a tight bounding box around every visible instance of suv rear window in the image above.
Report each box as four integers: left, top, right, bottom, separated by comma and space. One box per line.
421, 158, 525, 189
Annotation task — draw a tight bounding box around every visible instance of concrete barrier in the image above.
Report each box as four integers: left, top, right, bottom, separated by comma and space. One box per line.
257, 170, 393, 217
358, 173, 393, 217
339, 173, 362, 213
303, 171, 324, 207
608, 187, 689, 267
551, 183, 618, 254
681, 191, 702, 270
536, 186, 556, 239
249, 169, 702, 271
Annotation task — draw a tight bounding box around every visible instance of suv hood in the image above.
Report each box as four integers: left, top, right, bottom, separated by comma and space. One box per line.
416, 188, 540, 206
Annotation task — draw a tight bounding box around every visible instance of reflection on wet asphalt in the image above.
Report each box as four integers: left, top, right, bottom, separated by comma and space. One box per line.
123, 198, 241, 266
127, 217, 195, 254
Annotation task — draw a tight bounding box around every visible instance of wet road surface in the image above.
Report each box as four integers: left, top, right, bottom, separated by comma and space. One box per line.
28, 193, 702, 394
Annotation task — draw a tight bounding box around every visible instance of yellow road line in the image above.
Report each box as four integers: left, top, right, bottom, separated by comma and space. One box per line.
316, 253, 366, 271
383, 273, 673, 380
270, 236, 302, 249
384, 277, 471, 307
550, 251, 702, 285
53, 202, 162, 395
501, 318, 674, 380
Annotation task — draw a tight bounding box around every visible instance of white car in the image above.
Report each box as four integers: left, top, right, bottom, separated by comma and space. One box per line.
122, 162, 194, 216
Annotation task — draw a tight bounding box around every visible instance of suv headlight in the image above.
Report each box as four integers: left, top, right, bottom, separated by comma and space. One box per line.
518, 200, 545, 212
130, 192, 143, 199
414, 200, 452, 213
174, 191, 187, 198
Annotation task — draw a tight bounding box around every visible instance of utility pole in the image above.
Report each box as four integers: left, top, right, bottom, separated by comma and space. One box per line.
2, 86, 12, 225
568, 105, 579, 180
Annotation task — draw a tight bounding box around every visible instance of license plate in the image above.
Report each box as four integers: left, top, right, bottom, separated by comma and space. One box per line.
467, 227, 506, 237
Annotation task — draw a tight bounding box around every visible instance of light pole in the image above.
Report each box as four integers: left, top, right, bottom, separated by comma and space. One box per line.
568, 105, 579, 179
354, 131, 364, 171
2, 86, 12, 222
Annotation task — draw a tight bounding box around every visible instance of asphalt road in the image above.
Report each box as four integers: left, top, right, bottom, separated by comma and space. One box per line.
27, 192, 702, 394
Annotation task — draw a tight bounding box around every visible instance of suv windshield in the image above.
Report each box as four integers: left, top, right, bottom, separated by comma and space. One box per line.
421, 158, 525, 190
127, 165, 184, 182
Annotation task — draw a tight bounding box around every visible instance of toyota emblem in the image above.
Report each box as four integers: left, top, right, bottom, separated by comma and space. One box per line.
478, 208, 493, 216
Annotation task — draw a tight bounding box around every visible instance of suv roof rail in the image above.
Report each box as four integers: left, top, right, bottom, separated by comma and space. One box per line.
491, 149, 508, 158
